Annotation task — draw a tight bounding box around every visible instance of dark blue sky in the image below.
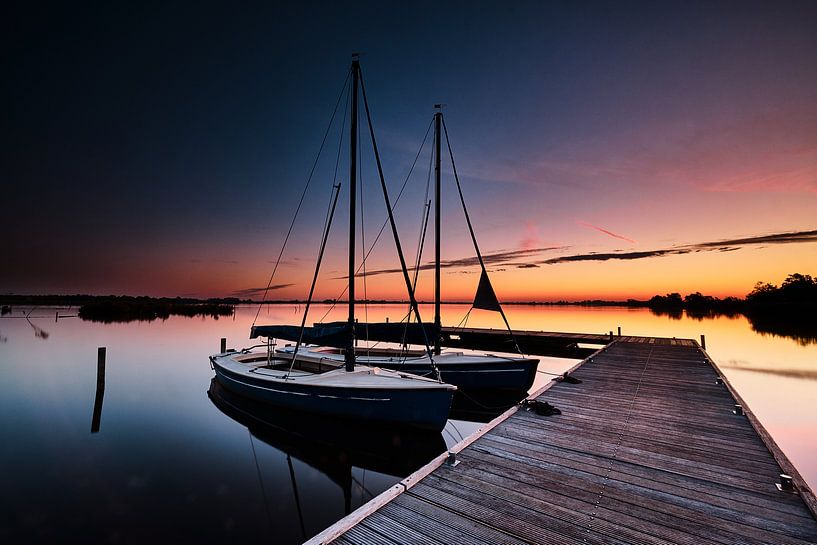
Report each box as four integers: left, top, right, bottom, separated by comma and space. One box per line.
4, 1, 816, 298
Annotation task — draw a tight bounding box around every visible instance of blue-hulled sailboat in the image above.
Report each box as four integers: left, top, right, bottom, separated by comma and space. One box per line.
251, 109, 539, 396
210, 56, 455, 431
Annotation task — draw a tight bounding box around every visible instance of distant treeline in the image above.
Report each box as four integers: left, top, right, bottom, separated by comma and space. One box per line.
2, 274, 814, 337
645, 274, 817, 345
0, 295, 235, 323
644, 273, 816, 315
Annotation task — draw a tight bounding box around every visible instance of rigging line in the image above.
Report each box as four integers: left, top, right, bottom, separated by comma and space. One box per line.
324, 75, 350, 239
401, 128, 436, 354
286, 183, 342, 378
405, 133, 436, 327
247, 431, 274, 540
453, 306, 473, 330
458, 388, 524, 410
409, 201, 431, 308
441, 116, 523, 356
358, 99, 370, 353
537, 369, 567, 376
401, 200, 431, 355
317, 118, 435, 324
252, 68, 351, 327
359, 70, 440, 381
410, 138, 435, 299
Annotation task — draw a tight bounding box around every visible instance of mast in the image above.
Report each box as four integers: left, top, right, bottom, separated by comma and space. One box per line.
346, 56, 360, 372
433, 107, 442, 355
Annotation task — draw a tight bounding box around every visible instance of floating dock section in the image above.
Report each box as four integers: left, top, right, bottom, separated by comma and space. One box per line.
309, 337, 817, 545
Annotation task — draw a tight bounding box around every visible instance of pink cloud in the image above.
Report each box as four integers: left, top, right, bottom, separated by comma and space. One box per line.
520, 220, 541, 250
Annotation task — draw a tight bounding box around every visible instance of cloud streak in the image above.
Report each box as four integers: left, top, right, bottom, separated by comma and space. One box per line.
339, 246, 565, 279
231, 284, 295, 298
577, 221, 637, 244
331, 228, 817, 277
541, 229, 817, 265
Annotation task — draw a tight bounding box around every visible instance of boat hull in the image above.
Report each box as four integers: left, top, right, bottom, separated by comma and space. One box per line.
211, 356, 454, 431
207, 378, 447, 479
273, 346, 539, 394
378, 358, 539, 394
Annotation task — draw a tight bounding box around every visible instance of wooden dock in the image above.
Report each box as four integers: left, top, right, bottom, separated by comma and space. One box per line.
309, 338, 817, 545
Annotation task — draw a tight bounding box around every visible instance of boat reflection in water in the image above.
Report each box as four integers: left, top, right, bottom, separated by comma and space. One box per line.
207, 379, 446, 521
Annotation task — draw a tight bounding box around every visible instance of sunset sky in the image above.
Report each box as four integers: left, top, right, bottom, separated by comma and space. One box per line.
4, 1, 816, 301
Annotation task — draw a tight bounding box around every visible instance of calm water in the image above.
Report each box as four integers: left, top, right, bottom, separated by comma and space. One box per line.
1, 304, 815, 543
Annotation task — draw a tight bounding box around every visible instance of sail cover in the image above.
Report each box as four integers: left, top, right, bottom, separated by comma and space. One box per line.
251, 321, 439, 348
473, 270, 502, 312
250, 323, 350, 345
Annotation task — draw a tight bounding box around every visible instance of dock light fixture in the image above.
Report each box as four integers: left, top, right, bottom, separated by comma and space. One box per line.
733, 404, 744, 416
715, 377, 724, 385
778, 474, 795, 492
446, 451, 460, 467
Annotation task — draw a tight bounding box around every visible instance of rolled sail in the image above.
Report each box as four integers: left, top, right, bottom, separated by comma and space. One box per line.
250, 321, 440, 348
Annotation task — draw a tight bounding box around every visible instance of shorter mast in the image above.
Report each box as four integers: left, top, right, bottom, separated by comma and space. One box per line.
433, 106, 442, 355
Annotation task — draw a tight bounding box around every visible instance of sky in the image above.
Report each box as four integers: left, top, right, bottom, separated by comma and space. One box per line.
3, 1, 816, 301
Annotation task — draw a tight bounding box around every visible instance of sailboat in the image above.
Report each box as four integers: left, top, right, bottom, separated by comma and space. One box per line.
252, 109, 539, 396
210, 56, 456, 431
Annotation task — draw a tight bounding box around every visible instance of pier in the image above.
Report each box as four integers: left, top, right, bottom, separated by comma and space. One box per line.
309, 337, 817, 545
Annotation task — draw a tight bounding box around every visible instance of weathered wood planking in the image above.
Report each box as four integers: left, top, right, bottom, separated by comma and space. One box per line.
320, 340, 817, 545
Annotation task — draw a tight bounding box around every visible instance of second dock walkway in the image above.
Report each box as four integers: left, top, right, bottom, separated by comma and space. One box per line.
315, 339, 817, 545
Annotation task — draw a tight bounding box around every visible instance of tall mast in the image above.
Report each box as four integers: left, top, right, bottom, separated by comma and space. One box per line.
433, 107, 442, 355
346, 56, 360, 372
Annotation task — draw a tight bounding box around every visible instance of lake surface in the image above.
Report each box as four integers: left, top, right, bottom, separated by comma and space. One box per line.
1, 304, 814, 543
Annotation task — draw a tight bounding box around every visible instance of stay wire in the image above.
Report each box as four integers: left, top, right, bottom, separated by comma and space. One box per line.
252, 69, 351, 327
317, 118, 434, 323
286, 182, 342, 377
401, 126, 436, 351
326, 76, 351, 235
406, 131, 435, 325
441, 116, 523, 356
401, 203, 432, 361
358, 101, 370, 353
359, 70, 439, 379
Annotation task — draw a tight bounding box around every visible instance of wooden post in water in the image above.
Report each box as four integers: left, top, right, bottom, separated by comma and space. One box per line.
617, 326, 621, 337
700, 334, 706, 350
91, 347, 106, 433
55, 311, 59, 322
220, 337, 227, 353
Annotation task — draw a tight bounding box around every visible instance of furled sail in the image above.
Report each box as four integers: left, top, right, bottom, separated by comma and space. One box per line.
251, 322, 440, 348
250, 323, 349, 346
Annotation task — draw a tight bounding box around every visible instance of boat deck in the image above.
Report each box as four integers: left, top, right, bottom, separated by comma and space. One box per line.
313, 338, 817, 544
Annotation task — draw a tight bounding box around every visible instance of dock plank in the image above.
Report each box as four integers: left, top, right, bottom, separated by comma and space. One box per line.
320, 340, 817, 545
